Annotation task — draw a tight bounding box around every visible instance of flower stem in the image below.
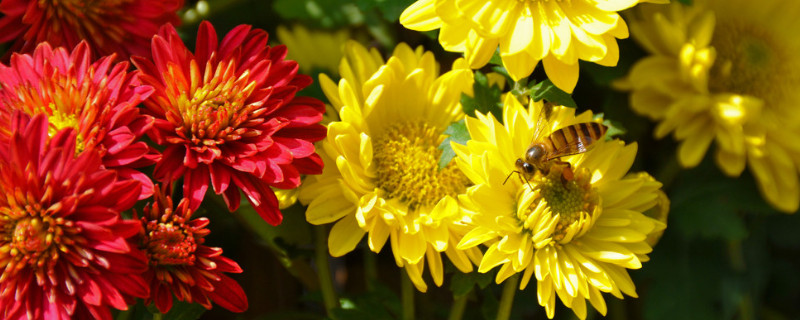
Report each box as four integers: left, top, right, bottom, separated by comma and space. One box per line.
401, 271, 415, 320
448, 292, 470, 320
152, 313, 163, 320
496, 274, 520, 320
314, 225, 339, 318
363, 246, 378, 291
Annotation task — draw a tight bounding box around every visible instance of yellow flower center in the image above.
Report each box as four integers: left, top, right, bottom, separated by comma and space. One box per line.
48, 107, 85, 153
709, 21, 799, 105
373, 122, 470, 209
11, 217, 52, 254
535, 166, 598, 243
176, 60, 260, 148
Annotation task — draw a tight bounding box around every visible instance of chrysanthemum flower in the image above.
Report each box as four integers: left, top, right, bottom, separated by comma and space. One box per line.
0, 0, 183, 60
617, 0, 800, 212
0, 112, 149, 320
276, 24, 349, 75
133, 21, 326, 225
137, 185, 247, 313
399, 0, 667, 93
298, 41, 482, 292
454, 95, 666, 319
0, 41, 158, 199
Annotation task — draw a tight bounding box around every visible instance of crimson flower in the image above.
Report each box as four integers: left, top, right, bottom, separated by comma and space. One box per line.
133, 21, 326, 225
0, 41, 158, 199
0, 0, 184, 60
0, 112, 149, 320
137, 185, 248, 313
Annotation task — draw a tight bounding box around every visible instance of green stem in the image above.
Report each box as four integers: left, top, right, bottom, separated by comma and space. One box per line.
448, 292, 469, 320
315, 225, 339, 318
363, 246, 378, 291
496, 274, 520, 320
401, 271, 415, 320
728, 240, 752, 320
152, 313, 163, 320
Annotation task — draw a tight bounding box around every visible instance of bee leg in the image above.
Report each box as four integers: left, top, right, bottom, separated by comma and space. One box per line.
555, 161, 574, 185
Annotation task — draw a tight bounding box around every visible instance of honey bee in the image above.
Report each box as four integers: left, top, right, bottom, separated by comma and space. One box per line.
506, 104, 608, 185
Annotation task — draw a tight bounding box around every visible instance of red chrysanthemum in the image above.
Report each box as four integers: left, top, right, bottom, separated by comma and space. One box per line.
137, 185, 247, 313
0, 112, 149, 320
0, 0, 184, 60
132, 21, 326, 225
0, 41, 159, 199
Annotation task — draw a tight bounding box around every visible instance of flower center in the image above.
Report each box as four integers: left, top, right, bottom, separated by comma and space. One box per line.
144, 222, 197, 266
47, 106, 86, 152
1, 209, 73, 275
11, 217, 52, 254
709, 21, 799, 105
373, 122, 470, 209
43, 0, 133, 42
535, 165, 598, 243
176, 60, 261, 149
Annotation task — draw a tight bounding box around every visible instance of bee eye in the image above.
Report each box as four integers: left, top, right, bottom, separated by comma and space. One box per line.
522, 163, 535, 174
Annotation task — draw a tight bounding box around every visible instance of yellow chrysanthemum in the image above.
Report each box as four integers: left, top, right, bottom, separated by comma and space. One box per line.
399, 0, 667, 93
453, 95, 666, 319
298, 41, 483, 292
277, 24, 349, 74
617, 0, 800, 212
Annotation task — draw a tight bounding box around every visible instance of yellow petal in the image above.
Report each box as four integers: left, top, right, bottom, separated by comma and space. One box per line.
328, 214, 366, 257
400, 0, 443, 31
499, 4, 534, 55
543, 54, 579, 93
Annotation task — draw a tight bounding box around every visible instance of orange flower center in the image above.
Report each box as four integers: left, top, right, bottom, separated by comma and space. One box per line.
145, 222, 197, 266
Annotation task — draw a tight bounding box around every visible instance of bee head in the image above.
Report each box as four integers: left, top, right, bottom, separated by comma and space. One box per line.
515, 158, 535, 175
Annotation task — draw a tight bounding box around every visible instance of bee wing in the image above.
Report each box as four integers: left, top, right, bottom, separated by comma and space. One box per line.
530, 101, 555, 144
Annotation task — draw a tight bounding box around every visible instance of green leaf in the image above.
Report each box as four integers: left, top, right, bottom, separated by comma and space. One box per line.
529, 79, 577, 108
437, 120, 470, 170
460, 71, 503, 119
592, 113, 626, 139
488, 49, 503, 66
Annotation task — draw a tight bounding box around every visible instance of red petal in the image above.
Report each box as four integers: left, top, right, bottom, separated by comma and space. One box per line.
184, 166, 210, 211
154, 283, 174, 313
209, 163, 231, 194
206, 275, 248, 313
153, 145, 187, 182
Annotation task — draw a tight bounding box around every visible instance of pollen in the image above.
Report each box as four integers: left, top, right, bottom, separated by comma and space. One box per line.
534, 165, 599, 243
373, 122, 470, 210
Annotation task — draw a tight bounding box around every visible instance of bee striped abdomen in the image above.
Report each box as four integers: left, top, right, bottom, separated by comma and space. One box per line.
546, 122, 607, 158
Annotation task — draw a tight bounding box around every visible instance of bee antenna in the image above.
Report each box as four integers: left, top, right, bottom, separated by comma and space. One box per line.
503, 171, 534, 191
503, 171, 517, 185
